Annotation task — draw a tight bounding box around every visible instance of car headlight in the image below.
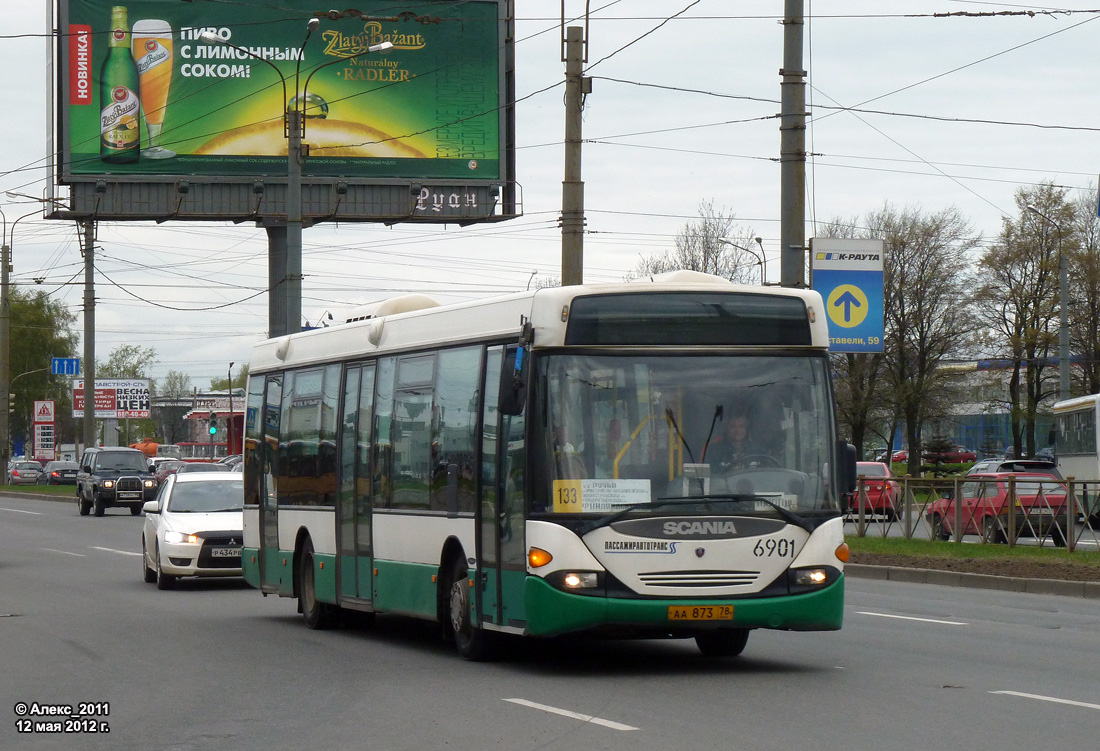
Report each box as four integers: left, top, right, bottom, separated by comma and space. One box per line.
102, 480, 114, 489
164, 531, 199, 544
144, 479, 155, 488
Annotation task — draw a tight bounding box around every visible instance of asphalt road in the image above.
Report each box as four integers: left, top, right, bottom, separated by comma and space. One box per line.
3, 492, 1099, 751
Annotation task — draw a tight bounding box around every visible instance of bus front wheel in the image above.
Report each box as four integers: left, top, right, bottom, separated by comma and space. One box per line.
695, 628, 750, 657
448, 558, 495, 661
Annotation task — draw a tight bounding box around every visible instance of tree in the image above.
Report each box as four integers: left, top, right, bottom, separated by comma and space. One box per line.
6, 287, 80, 457
155, 370, 193, 444
870, 204, 978, 475
975, 183, 1073, 458
209, 365, 249, 392
1069, 186, 1100, 396
96, 344, 158, 378
630, 200, 761, 283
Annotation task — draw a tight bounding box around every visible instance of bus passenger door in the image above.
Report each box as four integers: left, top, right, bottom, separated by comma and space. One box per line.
337, 363, 375, 604
477, 347, 504, 626
259, 374, 282, 594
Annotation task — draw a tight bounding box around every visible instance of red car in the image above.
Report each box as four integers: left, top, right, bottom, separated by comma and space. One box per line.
925, 473, 1068, 545
850, 461, 901, 518
923, 445, 977, 464
890, 450, 908, 463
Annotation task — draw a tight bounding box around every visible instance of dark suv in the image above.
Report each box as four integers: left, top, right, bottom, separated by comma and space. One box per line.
76, 447, 157, 517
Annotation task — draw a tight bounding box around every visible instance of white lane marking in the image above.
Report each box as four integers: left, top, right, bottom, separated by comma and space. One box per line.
856, 611, 968, 626
991, 691, 1100, 711
42, 549, 85, 557
90, 546, 141, 557
504, 698, 638, 731
0, 507, 42, 515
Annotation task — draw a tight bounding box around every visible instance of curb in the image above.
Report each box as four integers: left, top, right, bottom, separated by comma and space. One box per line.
846, 563, 1100, 600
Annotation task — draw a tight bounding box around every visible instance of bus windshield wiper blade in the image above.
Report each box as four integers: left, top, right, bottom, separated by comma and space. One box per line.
699, 494, 815, 533
576, 496, 763, 536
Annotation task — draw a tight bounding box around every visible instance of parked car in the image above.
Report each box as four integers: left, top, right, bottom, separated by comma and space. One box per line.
925, 472, 1069, 545
891, 450, 908, 463
966, 459, 1060, 478
141, 473, 244, 589
175, 462, 230, 474
37, 460, 80, 485
1034, 447, 1055, 462
850, 461, 901, 518
6, 460, 43, 485
76, 447, 157, 517
923, 445, 977, 464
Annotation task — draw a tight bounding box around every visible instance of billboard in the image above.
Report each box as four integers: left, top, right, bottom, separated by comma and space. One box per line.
55, 1, 516, 222
809, 238, 885, 354
71, 378, 152, 418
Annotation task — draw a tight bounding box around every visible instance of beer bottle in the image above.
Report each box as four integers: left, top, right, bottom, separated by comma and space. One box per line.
100, 6, 140, 163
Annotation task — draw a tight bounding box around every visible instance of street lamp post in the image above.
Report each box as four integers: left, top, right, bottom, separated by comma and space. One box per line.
1025, 205, 1071, 401
199, 25, 393, 339
718, 237, 766, 285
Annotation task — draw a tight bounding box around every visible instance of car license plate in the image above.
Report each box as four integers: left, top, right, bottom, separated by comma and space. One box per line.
211, 547, 240, 558
117, 492, 140, 499
668, 605, 733, 621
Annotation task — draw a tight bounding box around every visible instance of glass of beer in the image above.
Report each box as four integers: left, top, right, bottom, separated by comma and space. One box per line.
131, 19, 176, 159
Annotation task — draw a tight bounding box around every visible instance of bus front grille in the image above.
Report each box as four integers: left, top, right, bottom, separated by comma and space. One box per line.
638, 570, 759, 588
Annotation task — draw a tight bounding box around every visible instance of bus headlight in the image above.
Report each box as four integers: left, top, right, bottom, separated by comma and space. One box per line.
562, 572, 598, 589
787, 566, 838, 593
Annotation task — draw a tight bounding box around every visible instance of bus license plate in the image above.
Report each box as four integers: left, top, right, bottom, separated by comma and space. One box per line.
668, 605, 733, 621
211, 548, 240, 558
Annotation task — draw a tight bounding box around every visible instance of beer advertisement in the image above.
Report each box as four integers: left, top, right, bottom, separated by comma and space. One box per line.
60, 1, 504, 180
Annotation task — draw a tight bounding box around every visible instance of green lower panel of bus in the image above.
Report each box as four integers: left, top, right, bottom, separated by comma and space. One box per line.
523, 574, 845, 637
241, 547, 292, 594
372, 559, 439, 618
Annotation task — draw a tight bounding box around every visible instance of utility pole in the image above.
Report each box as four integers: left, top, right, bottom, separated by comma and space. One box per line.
561, 25, 587, 286
780, 0, 807, 288
0, 213, 9, 468
82, 220, 96, 454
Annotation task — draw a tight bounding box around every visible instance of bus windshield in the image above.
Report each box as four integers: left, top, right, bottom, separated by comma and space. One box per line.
533, 353, 837, 515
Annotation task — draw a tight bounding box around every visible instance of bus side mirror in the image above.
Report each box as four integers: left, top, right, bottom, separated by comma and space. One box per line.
837, 441, 857, 494
499, 344, 528, 416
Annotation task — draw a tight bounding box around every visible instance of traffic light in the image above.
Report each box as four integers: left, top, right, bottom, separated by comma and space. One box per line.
208, 412, 218, 435
7, 393, 14, 414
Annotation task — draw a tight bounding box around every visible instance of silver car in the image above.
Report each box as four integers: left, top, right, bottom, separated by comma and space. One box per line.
6, 460, 44, 485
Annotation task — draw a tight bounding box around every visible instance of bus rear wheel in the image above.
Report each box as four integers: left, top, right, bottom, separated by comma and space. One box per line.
299, 539, 338, 630
695, 628, 750, 657
448, 558, 495, 661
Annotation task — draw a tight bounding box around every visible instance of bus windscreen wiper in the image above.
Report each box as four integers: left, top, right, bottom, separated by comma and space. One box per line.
577, 496, 764, 537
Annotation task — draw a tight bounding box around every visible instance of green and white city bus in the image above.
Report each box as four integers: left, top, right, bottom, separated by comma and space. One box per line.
242, 271, 856, 659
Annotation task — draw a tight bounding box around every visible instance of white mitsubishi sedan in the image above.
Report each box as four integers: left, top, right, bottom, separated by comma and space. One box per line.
141, 473, 244, 590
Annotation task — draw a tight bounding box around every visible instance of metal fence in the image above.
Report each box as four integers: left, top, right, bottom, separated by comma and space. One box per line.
844, 476, 1100, 553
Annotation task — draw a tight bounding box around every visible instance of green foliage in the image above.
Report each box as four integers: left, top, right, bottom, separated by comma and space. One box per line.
7, 286, 80, 445
209, 364, 249, 391
96, 344, 158, 378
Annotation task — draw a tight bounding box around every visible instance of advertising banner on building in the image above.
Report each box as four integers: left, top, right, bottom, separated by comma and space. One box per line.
72, 378, 152, 418
59, 1, 504, 181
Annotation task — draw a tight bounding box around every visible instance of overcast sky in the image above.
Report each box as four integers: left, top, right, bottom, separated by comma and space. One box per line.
3, 1, 1098, 387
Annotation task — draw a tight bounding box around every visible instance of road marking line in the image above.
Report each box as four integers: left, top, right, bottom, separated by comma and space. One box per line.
0, 507, 42, 514
90, 546, 141, 557
42, 549, 85, 557
504, 698, 638, 731
991, 691, 1100, 710
856, 611, 967, 626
